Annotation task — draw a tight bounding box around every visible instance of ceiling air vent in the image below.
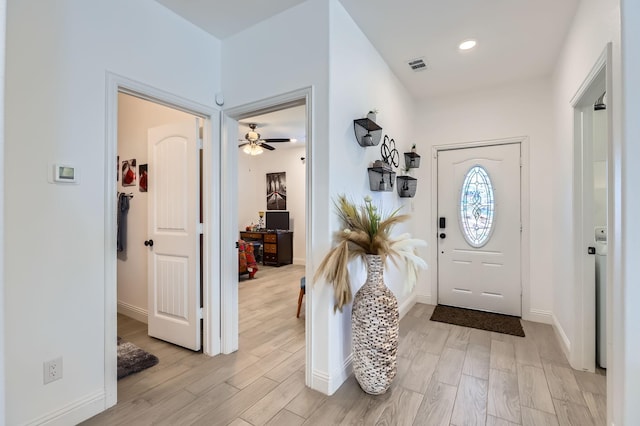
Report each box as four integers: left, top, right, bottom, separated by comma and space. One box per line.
407, 57, 428, 72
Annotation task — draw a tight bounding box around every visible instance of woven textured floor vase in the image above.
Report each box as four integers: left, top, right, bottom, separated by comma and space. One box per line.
351, 254, 399, 394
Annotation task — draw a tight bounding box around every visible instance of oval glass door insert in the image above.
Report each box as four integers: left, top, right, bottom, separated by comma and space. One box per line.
459, 165, 495, 247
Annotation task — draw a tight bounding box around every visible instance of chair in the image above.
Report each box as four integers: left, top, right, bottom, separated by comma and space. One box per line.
238, 239, 258, 279
297, 276, 306, 318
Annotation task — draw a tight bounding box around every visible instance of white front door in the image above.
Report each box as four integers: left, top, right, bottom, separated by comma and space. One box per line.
437, 143, 521, 316
147, 119, 201, 350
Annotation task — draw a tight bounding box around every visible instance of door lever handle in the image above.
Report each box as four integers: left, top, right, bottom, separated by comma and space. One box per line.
144, 239, 154, 247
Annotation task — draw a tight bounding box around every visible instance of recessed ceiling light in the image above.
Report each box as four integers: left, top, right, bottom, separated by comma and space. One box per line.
459, 39, 477, 51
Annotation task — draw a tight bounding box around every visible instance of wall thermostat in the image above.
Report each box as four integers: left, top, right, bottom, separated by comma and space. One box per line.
53, 164, 78, 183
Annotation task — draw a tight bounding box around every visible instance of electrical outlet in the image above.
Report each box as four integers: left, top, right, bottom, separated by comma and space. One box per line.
43, 357, 63, 384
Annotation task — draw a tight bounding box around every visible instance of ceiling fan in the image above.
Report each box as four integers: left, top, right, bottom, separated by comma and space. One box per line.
238, 123, 296, 155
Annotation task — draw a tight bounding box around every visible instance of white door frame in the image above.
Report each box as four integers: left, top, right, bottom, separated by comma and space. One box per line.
221, 87, 313, 386
569, 44, 611, 372
430, 137, 531, 319
104, 72, 220, 408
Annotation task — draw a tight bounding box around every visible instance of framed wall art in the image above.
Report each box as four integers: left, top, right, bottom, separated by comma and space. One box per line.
266, 172, 286, 210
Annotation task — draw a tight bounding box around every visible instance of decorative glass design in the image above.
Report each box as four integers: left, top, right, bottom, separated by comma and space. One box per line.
459, 166, 495, 247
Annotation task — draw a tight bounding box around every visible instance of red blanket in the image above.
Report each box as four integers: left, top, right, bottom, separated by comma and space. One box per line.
238, 239, 258, 278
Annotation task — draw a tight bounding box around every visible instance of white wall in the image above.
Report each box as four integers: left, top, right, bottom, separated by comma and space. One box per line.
618, 1, 640, 424
223, 0, 419, 394
414, 78, 554, 322
223, 0, 335, 393
0, 0, 5, 423
4, 0, 221, 424
550, 0, 620, 367
238, 145, 307, 264
117, 93, 195, 318
593, 109, 607, 227
327, 0, 420, 382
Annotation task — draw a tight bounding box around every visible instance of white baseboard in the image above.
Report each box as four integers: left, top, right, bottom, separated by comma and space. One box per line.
310, 354, 352, 396
26, 390, 105, 426
293, 258, 306, 266
117, 301, 148, 324
399, 295, 417, 320
525, 308, 553, 324
552, 313, 571, 361
415, 294, 432, 306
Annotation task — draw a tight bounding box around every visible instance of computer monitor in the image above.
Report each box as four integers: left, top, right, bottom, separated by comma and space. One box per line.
265, 211, 289, 231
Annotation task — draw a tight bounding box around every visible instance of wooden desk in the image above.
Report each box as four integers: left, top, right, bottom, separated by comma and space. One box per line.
239, 230, 293, 266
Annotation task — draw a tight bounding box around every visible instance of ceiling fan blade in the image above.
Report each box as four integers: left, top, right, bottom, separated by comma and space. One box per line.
238, 142, 250, 148
262, 138, 293, 143
261, 143, 276, 151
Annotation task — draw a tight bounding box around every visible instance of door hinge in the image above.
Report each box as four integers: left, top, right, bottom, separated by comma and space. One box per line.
197, 137, 203, 150
197, 223, 204, 235
197, 307, 204, 319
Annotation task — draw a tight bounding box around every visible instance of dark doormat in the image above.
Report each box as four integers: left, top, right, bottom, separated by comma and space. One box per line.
117, 337, 159, 380
430, 305, 525, 337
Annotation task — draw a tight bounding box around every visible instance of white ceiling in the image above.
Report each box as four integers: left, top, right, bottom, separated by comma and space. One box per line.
156, 0, 580, 137
156, 0, 579, 99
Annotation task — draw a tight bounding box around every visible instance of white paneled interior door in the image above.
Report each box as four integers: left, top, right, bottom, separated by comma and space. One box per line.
437, 143, 522, 316
147, 119, 201, 350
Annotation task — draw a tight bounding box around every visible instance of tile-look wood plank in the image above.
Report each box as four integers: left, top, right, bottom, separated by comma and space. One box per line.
491, 339, 517, 374
553, 398, 596, 426
451, 374, 488, 426
263, 347, 305, 383
463, 342, 491, 380
227, 419, 253, 426
517, 364, 555, 414
432, 347, 465, 386
397, 329, 429, 359
226, 349, 294, 389
285, 387, 327, 419
191, 377, 279, 426
364, 387, 422, 426
445, 325, 471, 351
265, 409, 305, 426
521, 406, 560, 426
399, 350, 439, 393
582, 391, 606, 426
574, 369, 607, 395
240, 371, 306, 426
124, 389, 197, 425
424, 327, 450, 355
515, 338, 543, 368
488, 369, 521, 424
156, 382, 240, 426
83, 293, 607, 426
486, 415, 520, 426
413, 380, 457, 426
542, 363, 587, 406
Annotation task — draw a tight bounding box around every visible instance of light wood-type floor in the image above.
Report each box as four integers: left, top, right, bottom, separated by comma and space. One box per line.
83, 264, 606, 425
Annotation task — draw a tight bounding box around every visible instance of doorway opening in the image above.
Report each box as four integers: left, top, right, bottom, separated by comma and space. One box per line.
116, 92, 203, 351
222, 88, 313, 386
571, 44, 611, 373
430, 136, 531, 321
235, 103, 308, 371
104, 73, 220, 408
436, 142, 522, 316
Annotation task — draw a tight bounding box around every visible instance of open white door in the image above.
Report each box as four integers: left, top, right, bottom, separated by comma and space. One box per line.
437, 143, 521, 316
147, 119, 201, 351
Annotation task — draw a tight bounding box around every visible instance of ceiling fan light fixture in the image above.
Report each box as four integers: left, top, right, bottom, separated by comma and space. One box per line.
243, 144, 264, 155
246, 130, 260, 141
